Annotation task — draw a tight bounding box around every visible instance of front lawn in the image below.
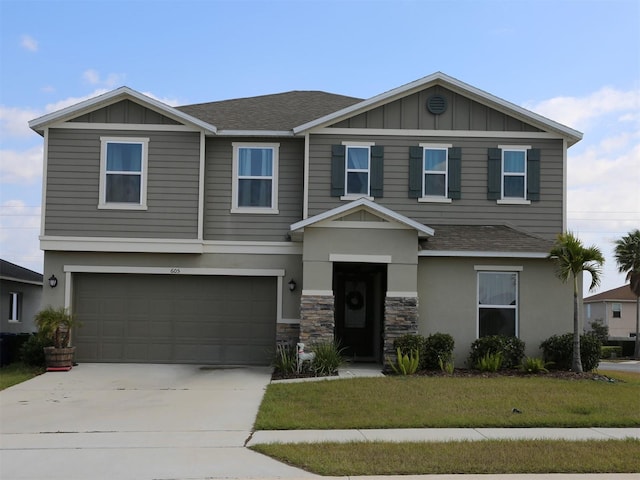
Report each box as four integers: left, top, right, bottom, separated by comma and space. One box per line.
255, 371, 640, 429
252, 439, 640, 475
0, 363, 44, 390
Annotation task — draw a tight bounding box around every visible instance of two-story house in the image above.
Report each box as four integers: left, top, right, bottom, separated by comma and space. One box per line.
584, 284, 638, 340
29, 72, 581, 366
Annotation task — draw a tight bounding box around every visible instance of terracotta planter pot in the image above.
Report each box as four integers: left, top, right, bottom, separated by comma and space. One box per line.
43, 346, 76, 369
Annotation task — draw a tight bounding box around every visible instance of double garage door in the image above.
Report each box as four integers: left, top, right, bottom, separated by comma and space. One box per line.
73, 273, 277, 365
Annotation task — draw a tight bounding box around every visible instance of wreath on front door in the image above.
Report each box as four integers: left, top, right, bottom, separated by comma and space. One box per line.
345, 290, 364, 310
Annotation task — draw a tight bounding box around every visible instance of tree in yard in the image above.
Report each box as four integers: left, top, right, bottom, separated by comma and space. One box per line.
548, 232, 604, 372
614, 229, 640, 359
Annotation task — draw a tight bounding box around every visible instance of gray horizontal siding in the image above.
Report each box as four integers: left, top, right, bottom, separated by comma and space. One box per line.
45, 129, 200, 238
308, 134, 564, 241
70, 100, 181, 125
330, 86, 543, 133
203, 137, 304, 241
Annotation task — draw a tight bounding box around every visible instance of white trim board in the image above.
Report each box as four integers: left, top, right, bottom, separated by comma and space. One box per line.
329, 254, 392, 263
63, 265, 285, 277
419, 250, 548, 258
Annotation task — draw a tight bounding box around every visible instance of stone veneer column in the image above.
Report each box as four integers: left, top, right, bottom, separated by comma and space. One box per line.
384, 296, 419, 360
299, 294, 335, 345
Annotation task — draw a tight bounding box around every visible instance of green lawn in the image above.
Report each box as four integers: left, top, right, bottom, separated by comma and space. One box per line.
0, 363, 44, 390
255, 371, 640, 429
252, 439, 640, 475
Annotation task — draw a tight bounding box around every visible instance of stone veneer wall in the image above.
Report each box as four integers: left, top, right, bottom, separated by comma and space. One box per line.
384, 296, 419, 359
276, 323, 300, 347
299, 294, 335, 345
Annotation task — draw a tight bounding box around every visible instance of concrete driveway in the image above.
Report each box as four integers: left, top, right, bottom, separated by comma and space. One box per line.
0, 363, 316, 480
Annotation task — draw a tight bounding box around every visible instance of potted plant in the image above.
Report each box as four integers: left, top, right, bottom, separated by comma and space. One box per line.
34, 306, 77, 371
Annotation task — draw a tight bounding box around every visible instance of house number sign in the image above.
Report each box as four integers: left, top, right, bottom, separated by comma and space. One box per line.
170, 268, 181, 274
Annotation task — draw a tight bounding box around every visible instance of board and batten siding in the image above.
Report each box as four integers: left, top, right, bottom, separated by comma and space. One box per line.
69, 100, 181, 125
203, 137, 304, 242
45, 128, 200, 238
330, 86, 543, 132
307, 134, 564, 241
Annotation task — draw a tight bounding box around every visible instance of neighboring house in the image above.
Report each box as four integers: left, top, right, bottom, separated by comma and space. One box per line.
0, 259, 43, 333
584, 285, 638, 340
28, 72, 581, 366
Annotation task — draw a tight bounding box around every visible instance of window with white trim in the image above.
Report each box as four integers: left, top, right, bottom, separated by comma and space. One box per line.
232, 143, 279, 213
345, 145, 370, 196
99, 137, 149, 209
477, 271, 518, 337
423, 147, 448, 197
8, 292, 21, 322
612, 303, 621, 318
502, 148, 527, 199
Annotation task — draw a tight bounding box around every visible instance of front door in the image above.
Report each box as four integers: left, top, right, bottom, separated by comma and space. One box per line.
334, 263, 386, 362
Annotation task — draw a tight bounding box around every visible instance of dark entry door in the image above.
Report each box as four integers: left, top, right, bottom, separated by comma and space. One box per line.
334, 263, 386, 361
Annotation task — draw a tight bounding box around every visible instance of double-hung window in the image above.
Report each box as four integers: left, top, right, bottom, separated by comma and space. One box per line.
502, 148, 527, 199
487, 146, 540, 204
8, 292, 21, 322
232, 143, 279, 213
423, 146, 448, 198
331, 143, 384, 199
99, 137, 149, 209
345, 145, 371, 196
409, 145, 460, 201
612, 303, 622, 318
477, 269, 519, 337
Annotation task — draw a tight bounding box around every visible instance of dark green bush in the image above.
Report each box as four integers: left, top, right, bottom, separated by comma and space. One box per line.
600, 346, 623, 359
589, 319, 609, 345
311, 341, 345, 376
423, 333, 455, 370
273, 344, 298, 375
540, 332, 602, 372
394, 334, 427, 369
468, 335, 525, 369
19, 334, 53, 367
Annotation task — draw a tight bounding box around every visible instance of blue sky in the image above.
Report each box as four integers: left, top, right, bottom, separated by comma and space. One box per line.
1, 0, 638, 295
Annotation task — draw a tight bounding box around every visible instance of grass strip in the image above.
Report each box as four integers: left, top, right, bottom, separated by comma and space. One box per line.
0, 363, 44, 390
252, 439, 640, 475
256, 373, 640, 429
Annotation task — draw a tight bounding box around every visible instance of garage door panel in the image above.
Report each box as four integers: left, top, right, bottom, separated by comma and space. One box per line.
74, 273, 277, 365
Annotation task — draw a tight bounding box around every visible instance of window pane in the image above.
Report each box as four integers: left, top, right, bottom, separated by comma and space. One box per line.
238, 179, 272, 207
479, 308, 516, 337
479, 272, 516, 306
503, 151, 525, 173
239, 148, 272, 176
424, 173, 445, 196
424, 149, 446, 171
347, 147, 369, 169
504, 176, 525, 198
106, 174, 141, 203
106, 143, 142, 172
347, 172, 368, 194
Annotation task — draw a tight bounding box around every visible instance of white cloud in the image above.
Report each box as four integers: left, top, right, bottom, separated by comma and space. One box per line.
20, 35, 38, 52
0, 146, 43, 183
0, 200, 43, 273
0, 105, 42, 138
82, 69, 125, 88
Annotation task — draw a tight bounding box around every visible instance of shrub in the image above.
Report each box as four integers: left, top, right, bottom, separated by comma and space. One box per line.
273, 344, 298, 375
540, 332, 602, 372
468, 335, 525, 369
438, 355, 455, 374
388, 348, 420, 375
476, 352, 503, 372
19, 334, 53, 367
423, 333, 455, 370
394, 334, 427, 369
600, 346, 623, 359
311, 341, 345, 376
518, 357, 551, 374
589, 319, 609, 345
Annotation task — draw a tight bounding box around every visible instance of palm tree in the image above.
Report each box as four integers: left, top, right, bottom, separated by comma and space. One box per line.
548, 232, 604, 372
614, 229, 640, 359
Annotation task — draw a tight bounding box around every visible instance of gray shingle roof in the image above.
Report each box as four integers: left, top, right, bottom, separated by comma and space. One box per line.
420, 225, 554, 253
0, 259, 43, 283
176, 91, 362, 131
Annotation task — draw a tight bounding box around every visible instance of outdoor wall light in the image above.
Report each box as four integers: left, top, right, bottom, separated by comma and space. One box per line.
48, 275, 58, 288
288, 279, 297, 292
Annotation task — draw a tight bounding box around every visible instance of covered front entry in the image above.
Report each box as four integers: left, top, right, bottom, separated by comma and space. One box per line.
73, 273, 277, 365
333, 263, 386, 362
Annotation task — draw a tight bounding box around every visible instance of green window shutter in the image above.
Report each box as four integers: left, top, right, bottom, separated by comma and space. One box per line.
527, 148, 541, 201
331, 145, 346, 197
370, 145, 384, 198
487, 148, 502, 200
408, 146, 423, 198
447, 147, 462, 200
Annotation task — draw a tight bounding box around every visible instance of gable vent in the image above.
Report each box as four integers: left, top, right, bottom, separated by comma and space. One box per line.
426, 94, 448, 115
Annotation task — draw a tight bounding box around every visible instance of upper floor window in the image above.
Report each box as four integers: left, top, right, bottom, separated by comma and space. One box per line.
8, 292, 21, 322
612, 303, 621, 318
477, 271, 518, 337
232, 143, 279, 214
409, 145, 461, 202
99, 137, 149, 210
487, 146, 540, 204
331, 143, 384, 199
